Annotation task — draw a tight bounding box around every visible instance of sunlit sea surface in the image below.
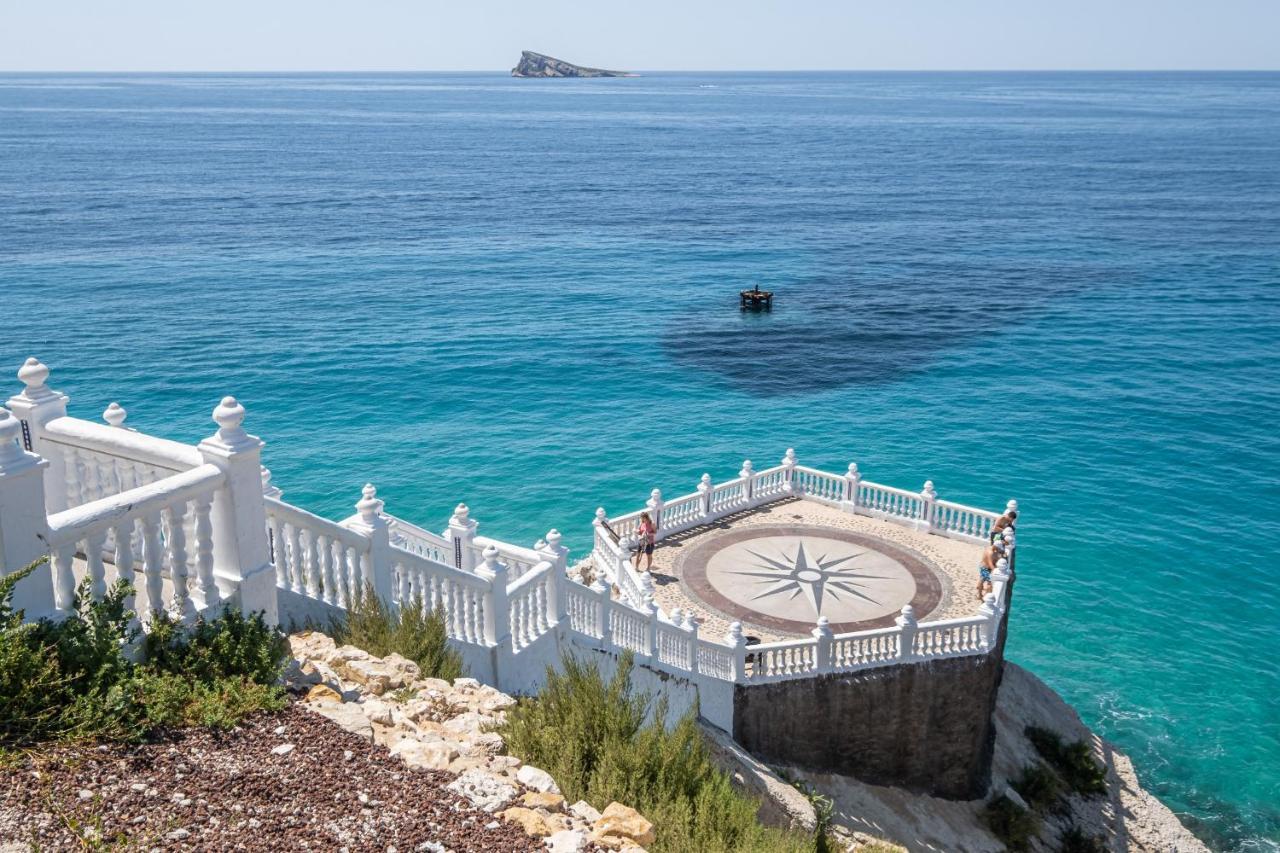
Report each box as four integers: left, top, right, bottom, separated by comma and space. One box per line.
1, 71, 1277, 850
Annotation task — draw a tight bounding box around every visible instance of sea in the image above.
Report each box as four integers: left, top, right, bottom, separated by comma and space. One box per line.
1, 71, 1277, 850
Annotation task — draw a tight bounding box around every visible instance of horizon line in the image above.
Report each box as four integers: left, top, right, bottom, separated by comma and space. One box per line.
2, 67, 1278, 74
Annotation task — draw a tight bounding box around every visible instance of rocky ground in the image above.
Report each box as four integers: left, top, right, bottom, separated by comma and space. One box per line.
0, 632, 656, 852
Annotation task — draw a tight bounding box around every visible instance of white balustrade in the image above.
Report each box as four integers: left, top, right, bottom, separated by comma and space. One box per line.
830, 626, 901, 670
391, 547, 490, 646
563, 579, 604, 639
507, 562, 554, 650
265, 497, 371, 609
792, 465, 845, 504
386, 513, 451, 563
911, 617, 987, 657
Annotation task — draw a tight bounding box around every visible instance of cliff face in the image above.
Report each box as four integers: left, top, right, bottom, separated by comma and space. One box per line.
511, 51, 633, 78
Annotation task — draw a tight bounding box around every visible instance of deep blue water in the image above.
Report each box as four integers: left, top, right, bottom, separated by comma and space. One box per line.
1, 71, 1277, 850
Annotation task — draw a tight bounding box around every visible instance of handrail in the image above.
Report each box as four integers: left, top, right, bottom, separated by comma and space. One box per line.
46, 463, 225, 548
43, 416, 202, 472
391, 544, 491, 590
265, 496, 371, 551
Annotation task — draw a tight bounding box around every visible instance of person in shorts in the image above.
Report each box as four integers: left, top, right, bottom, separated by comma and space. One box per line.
977, 540, 1005, 600
633, 511, 657, 571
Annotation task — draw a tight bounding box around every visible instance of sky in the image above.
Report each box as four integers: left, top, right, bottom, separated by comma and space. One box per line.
1, 0, 1277, 72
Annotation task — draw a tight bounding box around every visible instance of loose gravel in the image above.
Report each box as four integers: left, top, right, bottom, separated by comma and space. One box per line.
0, 702, 542, 852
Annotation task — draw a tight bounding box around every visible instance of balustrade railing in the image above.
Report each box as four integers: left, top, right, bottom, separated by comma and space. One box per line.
266, 497, 371, 608
391, 547, 490, 646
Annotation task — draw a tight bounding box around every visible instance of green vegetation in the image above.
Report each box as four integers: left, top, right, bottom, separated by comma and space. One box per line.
981, 794, 1040, 852
498, 652, 818, 853
1011, 761, 1065, 813
330, 584, 463, 681
0, 558, 287, 749
1026, 726, 1108, 796
1060, 825, 1106, 853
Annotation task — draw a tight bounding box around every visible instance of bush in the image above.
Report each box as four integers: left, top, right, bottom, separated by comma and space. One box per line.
0, 559, 286, 747
1011, 762, 1065, 813
499, 652, 816, 853
1026, 726, 1108, 796
143, 608, 288, 685
1060, 825, 1106, 853
982, 794, 1040, 852
331, 584, 463, 682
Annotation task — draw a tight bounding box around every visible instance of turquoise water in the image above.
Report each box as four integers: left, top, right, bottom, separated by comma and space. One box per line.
1, 71, 1277, 849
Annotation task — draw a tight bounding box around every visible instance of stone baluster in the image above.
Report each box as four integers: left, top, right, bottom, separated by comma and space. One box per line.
978, 593, 1000, 650
193, 494, 218, 612
85, 530, 108, 601
0, 409, 55, 617
447, 503, 479, 572
919, 480, 937, 533
895, 605, 918, 661
698, 474, 713, 517
591, 575, 611, 644
812, 616, 833, 673
320, 535, 338, 605
167, 500, 195, 622
343, 483, 393, 606
113, 519, 139, 632
781, 448, 798, 493
303, 529, 321, 598
333, 546, 350, 609
51, 544, 76, 615
726, 622, 748, 681
285, 522, 304, 594
667, 607, 683, 664
141, 512, 165, 619
6, 357, 69, 515
197, 397, 277, 624
842, 463, 861, 509
646, 489, 664, 534
477, 545, 509, 646
683, 612, 700, 673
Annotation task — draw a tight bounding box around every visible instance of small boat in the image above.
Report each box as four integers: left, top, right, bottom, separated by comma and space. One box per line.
739, 286, 773, 311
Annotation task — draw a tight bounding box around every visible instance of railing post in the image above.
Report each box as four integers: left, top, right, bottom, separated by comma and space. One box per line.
1002, 531, 1017, 574
539, 528, 568, 624
726, 621, 747, 681
447, 503, 478, 572
978, 593, 999, 649
591, 576, 612, 645
260, 466, 282, 499
640, 571, 658, 660
477, 545, 509, 646
919, 480, 937, 534
197, 397, 277, 624
895, 605, 918, 661
343, 483, 393, 606
990, 557, 1012, 609
0, 409, 55, 618
647, 488, 664, 534
684, 612, 700, 673
6, 358, 69, 514
781, 448, 798, 494
698, 474, 713, 518
812, 616, 833, 673
740, 459, 756, 503
842, 462, 861, 510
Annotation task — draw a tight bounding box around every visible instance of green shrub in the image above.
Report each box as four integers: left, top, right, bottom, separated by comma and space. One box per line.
1026, 726, 1108, 796
1060, 825, 1106, 853
133, 670, 286, 730
331, 584, 463, 682
1011, 762, 1065, 812
499, 652, 816, 853
143, 608, 288, 685
982, 794, 1040, 852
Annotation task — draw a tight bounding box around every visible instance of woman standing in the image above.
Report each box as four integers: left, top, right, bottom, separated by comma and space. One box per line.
633, 511, 657, 572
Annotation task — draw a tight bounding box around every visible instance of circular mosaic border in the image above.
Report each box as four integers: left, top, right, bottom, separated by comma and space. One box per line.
674, 523, 943, 635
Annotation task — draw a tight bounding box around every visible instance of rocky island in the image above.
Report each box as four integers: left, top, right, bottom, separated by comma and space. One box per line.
511, 50, 634, 78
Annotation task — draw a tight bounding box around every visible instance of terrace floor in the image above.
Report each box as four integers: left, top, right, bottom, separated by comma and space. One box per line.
640, 498, 985, 643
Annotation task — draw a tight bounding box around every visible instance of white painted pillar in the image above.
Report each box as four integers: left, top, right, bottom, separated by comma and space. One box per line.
978, 593, 999, 649
781, 448, 798, 494
698, 474, 713, 518
919, 480, 938, 534
343, 483, 393, 606
646, 488, 664, 534
740, 459, 755, 503
812, 616, 833, 673
842, 462, 861, 510
6, 358, 69, 515
684, 612, 700, 673
476, 545, 509, 646
196, 397, 277, 624
448, 503, 478, 572
895, 605, 918, 661
639, 571, 657, 660
539, 528, 568, 625
0, 409, 55, 619
591, 576, 612, 645
726, 621, 747, 681
990, 557, 1012, 609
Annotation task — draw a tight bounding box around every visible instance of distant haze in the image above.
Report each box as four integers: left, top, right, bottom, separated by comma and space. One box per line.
2, 0, 1277, 72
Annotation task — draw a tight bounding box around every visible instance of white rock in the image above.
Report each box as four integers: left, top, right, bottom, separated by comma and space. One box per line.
569, 801, 601, 824
361, 698, 395, 726
77, 789, 93, 801
446, 769, 518, 813
545, 829, 589, 853
390, 739, 457, 771
517, 765, 561, 794
452, 677, 481, 691
271, 743, 296, 756
303, 699, 374, 743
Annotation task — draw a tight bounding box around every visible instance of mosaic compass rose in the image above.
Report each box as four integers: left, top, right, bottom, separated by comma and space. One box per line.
726, 541, 892, 619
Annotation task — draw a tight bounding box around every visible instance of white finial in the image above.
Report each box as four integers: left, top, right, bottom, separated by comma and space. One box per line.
726, 621, 745, 645
482, 545, 501, 573
17, 357, 49, 393
103, 402, 127, 427
782, 448, 797, 466
650, 488, 662, 501
922, 480, 937, 500
846, 462, 859, 476
699, 473, 712, 489
546, 529, 562, 548
452, 502, 470, 521
0, 410, 24, 468
896, 604, 917, 628
669, 607, 683, 625
740, 459, 754, 476
682, 611, 698, 631
1006, 499, 1018, 513
210, 395, 255, 450
356, 483, 383, 521
261, 466, 282, 498
813, 615, 833, 639
594, 507, 608, 524
534, 537, 548, 551
978, 593, 998, 619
